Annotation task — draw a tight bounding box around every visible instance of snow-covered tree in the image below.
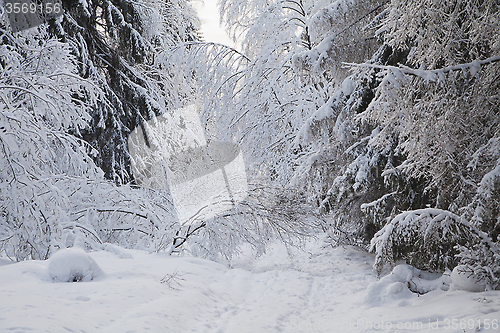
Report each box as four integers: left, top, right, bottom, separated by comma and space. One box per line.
0, 1, 203, 260
0, 28, 180, 260
357, 0, 500, 237
168, 0, 500, 278
289, 2, 396, 243
45, 0, 200, 184
207, 0, 338, 185
291, 0, 500, 274
370, 209, 489, 276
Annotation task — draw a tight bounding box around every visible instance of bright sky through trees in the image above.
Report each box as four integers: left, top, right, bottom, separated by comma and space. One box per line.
192, 0, 234, 47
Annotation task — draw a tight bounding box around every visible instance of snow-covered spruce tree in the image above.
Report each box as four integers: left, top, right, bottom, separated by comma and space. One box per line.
370, 209, 489, 276
47, 0, 200, 184
290, 1, 412, 245
356, 0, 500, 243
292, 0, 500, 257
364, 36, 499, 284
369, 0, 500, 213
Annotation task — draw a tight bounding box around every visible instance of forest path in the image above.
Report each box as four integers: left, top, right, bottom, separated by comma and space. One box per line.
193, 243, 377, 332
214, 243, 500, 333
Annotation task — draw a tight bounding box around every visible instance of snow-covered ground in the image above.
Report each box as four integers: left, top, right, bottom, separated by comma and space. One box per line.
1, 239, 499, 333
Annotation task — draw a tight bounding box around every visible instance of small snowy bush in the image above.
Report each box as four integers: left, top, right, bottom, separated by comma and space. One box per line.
48, 248, 103, 283
370, 209, 486, 276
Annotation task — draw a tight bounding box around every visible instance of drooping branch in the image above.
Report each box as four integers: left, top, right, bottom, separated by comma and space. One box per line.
344, 56, 500, 82
172, 41, 251, 63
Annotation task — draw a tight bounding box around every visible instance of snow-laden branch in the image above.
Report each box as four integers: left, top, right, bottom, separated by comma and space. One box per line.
71, 208, 150, 221
343, 56, 500, 82
369, 208, 494, 276
0, 85, 57, 108
360, 191, 397, 210
171, 42, 251, 62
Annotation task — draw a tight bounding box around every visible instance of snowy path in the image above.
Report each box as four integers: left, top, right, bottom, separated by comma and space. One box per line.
1, 241, 499, 333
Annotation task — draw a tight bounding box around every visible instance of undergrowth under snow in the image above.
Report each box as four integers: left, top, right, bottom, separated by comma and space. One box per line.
0, 238, 499, 333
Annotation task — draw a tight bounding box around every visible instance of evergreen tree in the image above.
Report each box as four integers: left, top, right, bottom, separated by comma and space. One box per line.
48, 0, 200, 183
292, 0, 499, 279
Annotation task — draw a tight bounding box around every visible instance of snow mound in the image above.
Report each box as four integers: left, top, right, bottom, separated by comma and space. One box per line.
48, 248, 103, 283
450, 265, 486, 292
364, 264, 450, 308
103, 243, 133, 259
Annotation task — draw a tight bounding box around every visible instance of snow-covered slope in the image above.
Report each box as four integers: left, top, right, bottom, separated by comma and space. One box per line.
0, 239, 499, 332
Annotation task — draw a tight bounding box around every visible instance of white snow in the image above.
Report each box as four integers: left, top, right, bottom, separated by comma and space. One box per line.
1, 239, 499, 332
364, 264, 451, 308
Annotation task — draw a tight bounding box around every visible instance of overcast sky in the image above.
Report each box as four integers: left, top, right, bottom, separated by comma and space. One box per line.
192, 0, 234, 47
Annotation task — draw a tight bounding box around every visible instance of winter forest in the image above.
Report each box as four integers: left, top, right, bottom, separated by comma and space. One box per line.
1, 0, 500, 331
